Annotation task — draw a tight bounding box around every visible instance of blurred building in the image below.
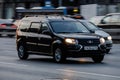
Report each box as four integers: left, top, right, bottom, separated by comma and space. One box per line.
80, 0, 120, 19
0, 0, 120, 19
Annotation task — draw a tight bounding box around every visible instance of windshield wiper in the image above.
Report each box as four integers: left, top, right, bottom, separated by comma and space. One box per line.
57, 32, 72, 33
57, 32, 86, 33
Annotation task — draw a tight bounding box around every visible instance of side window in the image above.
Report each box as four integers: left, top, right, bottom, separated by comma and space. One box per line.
19, 20, 30, 31
102, 15, 120, 23
110, 15, 120, 22
29, 22, 41, 33
102, 16, 111, 23
40, 23, 49, 33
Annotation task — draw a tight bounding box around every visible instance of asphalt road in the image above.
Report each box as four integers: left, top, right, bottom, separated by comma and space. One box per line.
0, 37, 120, 80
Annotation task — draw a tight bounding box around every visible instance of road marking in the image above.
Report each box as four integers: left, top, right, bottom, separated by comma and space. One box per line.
0, 62, 28, 67
0, 56, 16, 59
57, 69, 120, 79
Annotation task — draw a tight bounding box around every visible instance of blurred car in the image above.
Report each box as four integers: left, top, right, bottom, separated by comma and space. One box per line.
0, 19, 17, 37
89, 16, 105, 25
78, 20, 113, 53
90, 13, 120, 43
90, 13, 120, 26
98, 13, 120, 26
13, 19, 21, 27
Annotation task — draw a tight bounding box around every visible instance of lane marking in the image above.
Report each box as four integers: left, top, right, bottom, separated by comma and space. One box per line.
57, 69, 120, 79
0, 62, 28, 67
0, 56, 17, 59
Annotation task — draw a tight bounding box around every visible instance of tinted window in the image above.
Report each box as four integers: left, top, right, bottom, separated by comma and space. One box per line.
40, 23, 49, 33
51, 21, 89, 33
19, 20, 30, 31
29, 22, 41, 33
82, 22, 99, 30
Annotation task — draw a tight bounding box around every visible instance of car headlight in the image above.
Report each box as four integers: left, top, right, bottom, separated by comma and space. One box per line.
107, 36, 112, 40
65, 38, 78, 44
100, 38, 105, 44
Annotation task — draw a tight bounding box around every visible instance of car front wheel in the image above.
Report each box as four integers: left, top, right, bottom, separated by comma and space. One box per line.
106, 49, 110, 54
53, 48, 66, 63
18, 44, 29, 60
92, 55, 104, 63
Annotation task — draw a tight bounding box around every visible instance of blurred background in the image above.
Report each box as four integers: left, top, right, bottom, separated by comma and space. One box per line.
0, 0, 120, 19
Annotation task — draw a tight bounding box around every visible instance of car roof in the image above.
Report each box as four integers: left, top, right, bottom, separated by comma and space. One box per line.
21, 16, 76, 22
106, 13, 120, 16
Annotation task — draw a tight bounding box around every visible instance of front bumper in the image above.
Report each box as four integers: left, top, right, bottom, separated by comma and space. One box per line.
64, 44, 106, 58
105, 40, 113, 49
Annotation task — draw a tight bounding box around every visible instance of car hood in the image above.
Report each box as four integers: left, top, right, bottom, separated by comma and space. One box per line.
57, 33, 100, 39
95, 30, 110, 37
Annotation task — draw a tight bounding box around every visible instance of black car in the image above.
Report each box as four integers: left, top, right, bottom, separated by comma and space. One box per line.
16, 16, 106, 63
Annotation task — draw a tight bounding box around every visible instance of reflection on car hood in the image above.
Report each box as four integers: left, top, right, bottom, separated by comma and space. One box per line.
57, 33, 100, 39
95, 30, 110, 37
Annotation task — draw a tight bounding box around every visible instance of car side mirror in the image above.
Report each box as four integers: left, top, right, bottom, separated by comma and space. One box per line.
42, 30, 51, 35
90, 29, 95, 33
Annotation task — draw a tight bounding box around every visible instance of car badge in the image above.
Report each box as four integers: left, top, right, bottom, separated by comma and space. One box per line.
87, 40, 93, 44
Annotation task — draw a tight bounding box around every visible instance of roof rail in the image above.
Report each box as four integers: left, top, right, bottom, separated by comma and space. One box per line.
24, 15, 67, 20
24, 15, 46, 17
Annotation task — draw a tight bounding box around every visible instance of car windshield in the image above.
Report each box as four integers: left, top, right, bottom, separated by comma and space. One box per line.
50, 21, 90, 33
82, 21, 99, 30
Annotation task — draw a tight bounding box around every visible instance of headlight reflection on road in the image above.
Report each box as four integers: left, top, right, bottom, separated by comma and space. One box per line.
61, 68, 74, 79
79, 58, 87, 62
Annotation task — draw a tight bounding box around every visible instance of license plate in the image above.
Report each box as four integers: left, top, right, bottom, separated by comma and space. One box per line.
84, 46, 98, 50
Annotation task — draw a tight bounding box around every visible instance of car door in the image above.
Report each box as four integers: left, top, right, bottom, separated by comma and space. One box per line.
37, 22, 52, 54
26, 22, 41, 52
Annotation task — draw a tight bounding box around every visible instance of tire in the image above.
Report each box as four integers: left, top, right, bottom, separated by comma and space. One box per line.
106, 49, 110, 54
18, 44, 29, 60
53, 47, 66, 63
92, 55, 104, 63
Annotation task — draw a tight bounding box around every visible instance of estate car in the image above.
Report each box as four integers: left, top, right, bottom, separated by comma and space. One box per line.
16, 16, 106, 63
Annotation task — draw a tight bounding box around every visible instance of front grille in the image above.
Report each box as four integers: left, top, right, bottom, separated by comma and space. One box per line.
78, 39, 100, 46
